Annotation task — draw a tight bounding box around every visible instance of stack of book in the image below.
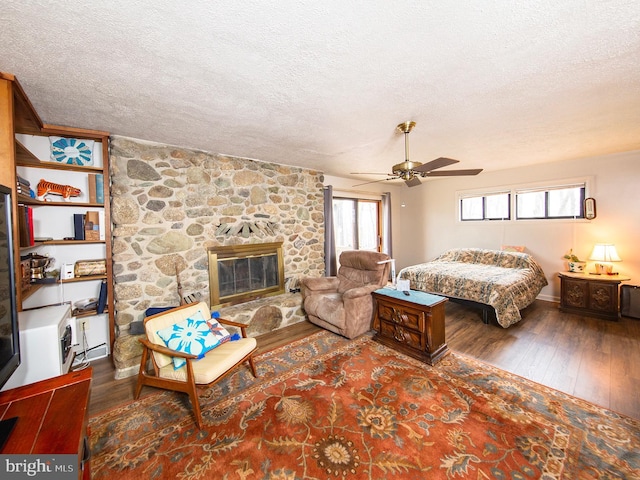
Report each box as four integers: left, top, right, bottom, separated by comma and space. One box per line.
16, 175, 32, 198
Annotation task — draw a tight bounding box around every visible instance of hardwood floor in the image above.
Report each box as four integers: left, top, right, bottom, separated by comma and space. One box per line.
444, 299, 640, 420
88, 300, 640, 420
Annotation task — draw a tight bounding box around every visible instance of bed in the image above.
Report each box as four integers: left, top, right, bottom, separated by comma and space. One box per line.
398, 248, 548, 328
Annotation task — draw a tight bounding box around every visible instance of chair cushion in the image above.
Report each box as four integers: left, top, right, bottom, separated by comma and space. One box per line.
159, 337, 257, 384
337, 251, 390, 293
303, 292, 346, 329
146, 302, 214, 369
156, 312, 221, 369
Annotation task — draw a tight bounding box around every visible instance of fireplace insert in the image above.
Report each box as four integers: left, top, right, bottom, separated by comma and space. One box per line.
208, 242, 285, 308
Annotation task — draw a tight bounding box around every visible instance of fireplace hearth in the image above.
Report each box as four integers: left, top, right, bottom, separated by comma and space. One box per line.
208, 242, 285, 308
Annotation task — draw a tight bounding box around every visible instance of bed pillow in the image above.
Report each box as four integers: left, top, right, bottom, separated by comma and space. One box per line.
157, 314, 221, 369
501, 245, 525, 253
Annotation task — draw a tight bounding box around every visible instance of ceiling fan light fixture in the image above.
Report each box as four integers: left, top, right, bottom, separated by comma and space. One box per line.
352, 121, 482, 188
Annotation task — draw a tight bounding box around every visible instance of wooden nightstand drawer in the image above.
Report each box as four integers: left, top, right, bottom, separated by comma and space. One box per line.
379, 320, 423, 350
377, 301, 424, 330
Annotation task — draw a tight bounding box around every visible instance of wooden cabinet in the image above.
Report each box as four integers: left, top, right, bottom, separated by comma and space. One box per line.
0, 72, 114, 358
559, 272, 630, 320
372, 288, 449, 365
0, 368, 92, 479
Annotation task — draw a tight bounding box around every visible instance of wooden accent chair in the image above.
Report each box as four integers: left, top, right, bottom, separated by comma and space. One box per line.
300, 250, 391, 339
134, 302, 258, 429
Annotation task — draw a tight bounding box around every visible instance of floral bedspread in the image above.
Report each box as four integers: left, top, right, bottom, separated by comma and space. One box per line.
398, 248, 548, 328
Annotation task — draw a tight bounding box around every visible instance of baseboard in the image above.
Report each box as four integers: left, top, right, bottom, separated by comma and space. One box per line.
536, 293, 558, 303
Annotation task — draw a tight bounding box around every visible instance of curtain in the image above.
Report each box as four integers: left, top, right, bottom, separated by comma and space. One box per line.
382, 192, 393, 257
323, 185, 337, 276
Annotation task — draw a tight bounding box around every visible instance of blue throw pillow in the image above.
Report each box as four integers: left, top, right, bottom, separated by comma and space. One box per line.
156, 314, 221, 369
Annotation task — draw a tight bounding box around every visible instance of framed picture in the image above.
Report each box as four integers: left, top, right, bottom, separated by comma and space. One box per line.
49, 137, 94, 166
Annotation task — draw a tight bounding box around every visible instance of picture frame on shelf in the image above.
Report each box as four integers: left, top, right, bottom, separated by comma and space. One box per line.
49, 136, 94, 166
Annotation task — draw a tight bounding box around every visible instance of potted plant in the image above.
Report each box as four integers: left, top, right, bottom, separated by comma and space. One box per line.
563, 249, 586, 273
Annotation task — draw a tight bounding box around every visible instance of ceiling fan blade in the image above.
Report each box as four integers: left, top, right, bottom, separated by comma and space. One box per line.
413, 157, 460, 173
405, 177, 421, 187
350, 172, 393, 176
425, 168, 483, 177
352, 177, 400, 187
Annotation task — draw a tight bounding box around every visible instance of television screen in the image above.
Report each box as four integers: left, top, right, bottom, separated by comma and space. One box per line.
0, 183, 20, 390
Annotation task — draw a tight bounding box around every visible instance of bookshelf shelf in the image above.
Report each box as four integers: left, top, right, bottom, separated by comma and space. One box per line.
16, 140, 104, 173
42, 240, 106, 245
20, 284, 43, 301
18, 198, 105, 208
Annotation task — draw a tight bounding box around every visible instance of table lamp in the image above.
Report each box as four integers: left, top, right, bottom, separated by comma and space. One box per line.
589, 243, 621, 274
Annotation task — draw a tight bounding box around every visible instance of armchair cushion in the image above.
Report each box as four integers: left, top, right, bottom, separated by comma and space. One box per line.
159, 338, 257, 384
337, 251, 391, 293
156, 312, 221, 369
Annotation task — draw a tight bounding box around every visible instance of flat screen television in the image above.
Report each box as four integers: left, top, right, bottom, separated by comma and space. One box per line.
0, 183, 20, 446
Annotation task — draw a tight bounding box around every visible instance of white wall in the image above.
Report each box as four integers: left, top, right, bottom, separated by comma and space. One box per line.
392, 150, 640, 301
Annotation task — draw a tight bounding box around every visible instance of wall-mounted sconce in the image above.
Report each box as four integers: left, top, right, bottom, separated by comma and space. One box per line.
400, 202, 406, 208
584, 198, 596, 220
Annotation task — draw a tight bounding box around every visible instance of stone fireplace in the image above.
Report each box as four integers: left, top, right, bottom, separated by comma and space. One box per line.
109, 136, 325, 378
208, 242, 285, 308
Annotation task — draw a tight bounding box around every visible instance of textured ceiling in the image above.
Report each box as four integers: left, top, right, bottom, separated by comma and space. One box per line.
1, 1, 639, 184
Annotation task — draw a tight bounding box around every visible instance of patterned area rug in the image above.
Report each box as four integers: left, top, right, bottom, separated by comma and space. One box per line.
89, 331, 640, 479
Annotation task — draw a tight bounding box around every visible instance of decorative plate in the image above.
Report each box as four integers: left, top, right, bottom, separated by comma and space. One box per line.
49, 136, 94, 166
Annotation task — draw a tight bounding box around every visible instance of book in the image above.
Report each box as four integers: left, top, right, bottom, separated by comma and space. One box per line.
97, 280, 108, 314
17, 206, 31, 247
98, 210, 105, 241
95, 174, 104, 204
84, 211, 100, 241
26, 206, 34, 246
88, 174, 97, 203
73, 213, 85, 240
16, 175, 30, 187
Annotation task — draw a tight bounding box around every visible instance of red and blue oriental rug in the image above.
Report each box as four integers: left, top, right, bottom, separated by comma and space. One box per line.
89, 330, 639, 479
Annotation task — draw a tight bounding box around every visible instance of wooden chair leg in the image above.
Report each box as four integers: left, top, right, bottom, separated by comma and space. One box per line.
185, 361, 203, 429
248, 356, 257, 378
134, 348, 149, 399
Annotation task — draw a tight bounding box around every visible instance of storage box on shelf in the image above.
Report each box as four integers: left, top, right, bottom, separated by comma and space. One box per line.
0, 72, 114, 377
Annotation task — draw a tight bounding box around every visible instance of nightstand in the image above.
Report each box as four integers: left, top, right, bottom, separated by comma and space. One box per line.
372, 288, 449, 365
558, 271, 630, 320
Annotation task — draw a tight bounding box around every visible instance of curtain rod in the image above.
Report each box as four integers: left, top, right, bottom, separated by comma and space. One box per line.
328, 186, 388, 197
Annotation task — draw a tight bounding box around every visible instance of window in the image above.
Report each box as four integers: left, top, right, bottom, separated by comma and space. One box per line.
459, 181, 587, 221
460, 192, 510, 221
333, 198, 381, 258
515, 184, 585, 219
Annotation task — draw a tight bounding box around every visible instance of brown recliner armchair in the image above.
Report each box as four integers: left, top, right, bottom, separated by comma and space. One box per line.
300, 250, 391, 339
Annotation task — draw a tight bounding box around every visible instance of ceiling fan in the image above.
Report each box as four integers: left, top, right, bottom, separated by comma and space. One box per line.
353, 121, 483, 187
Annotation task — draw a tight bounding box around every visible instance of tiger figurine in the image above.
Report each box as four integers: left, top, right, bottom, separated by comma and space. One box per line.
37, 179, 82, 201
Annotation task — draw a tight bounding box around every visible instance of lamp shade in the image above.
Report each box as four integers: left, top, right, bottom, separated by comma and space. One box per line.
589, 244, 621, 262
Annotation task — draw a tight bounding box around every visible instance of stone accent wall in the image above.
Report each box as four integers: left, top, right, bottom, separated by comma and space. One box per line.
109, 136, 325, 377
